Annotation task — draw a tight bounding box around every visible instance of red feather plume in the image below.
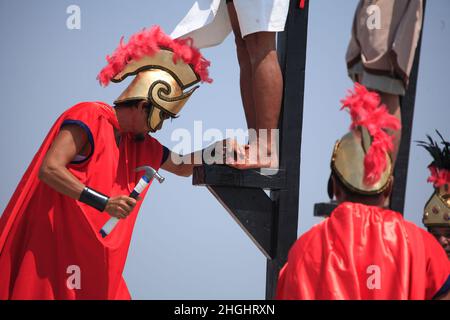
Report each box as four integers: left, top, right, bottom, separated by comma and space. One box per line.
428, 166, 450, 188
97, 25, 212, 86
340, 83, 401, 186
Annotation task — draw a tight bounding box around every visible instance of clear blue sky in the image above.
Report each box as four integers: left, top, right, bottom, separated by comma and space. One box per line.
0, 0, 449, 299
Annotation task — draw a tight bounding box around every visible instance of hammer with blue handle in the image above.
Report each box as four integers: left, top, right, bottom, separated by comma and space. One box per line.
99, 166, 164, 238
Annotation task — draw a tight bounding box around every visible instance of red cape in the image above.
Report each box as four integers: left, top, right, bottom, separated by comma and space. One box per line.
276, 202, 450, 300
0, 102, 163, 299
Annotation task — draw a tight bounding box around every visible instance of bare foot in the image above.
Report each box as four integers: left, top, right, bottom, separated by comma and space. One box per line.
225, 140, 279, 170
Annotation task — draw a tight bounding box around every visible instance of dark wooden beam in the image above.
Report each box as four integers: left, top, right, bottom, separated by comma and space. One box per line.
193, 165, 286, 189
266, 0, 309, 300
390, 0, 426, 213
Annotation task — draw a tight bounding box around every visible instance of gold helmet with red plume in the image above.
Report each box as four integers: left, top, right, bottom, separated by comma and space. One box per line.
329, 83, 401, 196
97, 26, 212, 132
418, 131, 450, 227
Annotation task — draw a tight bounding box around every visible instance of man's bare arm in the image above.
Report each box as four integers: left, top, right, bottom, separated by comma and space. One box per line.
160, 139, 245, 177
38, 125, 87, 199
38, 125, 136, 218
160, 150, 201, 177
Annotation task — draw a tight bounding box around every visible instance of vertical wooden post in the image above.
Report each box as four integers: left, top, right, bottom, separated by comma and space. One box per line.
390, 0, 427, 213
265, 0, 309, 299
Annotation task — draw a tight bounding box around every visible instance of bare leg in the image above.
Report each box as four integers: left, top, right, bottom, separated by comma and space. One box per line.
379, 92, 401, 164
357, 71, 402, 165
227, 2, 257, 132
245, 32, 283, 134
227, 3, 283, 169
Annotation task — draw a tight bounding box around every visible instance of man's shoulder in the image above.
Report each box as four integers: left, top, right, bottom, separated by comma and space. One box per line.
400, 217, 449, 262
64, 101, 111, 114
60, 101, 113, 123
401, 218, 430, 240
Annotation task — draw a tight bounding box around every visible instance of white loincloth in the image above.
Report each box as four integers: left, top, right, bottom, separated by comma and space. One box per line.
171, 0, 290, 49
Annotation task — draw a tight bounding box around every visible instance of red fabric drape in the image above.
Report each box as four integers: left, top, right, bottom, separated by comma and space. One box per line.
277, 202, 450, 300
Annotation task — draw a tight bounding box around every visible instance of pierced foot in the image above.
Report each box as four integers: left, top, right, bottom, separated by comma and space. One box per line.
225, 143, 279, 170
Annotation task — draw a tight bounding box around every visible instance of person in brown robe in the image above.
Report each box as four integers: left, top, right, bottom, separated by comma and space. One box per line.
346, 0, 423, 163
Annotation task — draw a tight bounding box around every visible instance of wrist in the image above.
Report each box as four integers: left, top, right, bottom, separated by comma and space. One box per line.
79, 187, 109, 212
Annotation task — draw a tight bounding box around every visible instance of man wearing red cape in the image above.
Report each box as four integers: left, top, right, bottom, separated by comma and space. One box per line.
0, 26, 213, 299
276, 84, 450, 300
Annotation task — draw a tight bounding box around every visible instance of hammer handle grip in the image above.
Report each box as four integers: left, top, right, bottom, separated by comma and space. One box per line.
99, 217, 119, 238
99, 176, 150, 238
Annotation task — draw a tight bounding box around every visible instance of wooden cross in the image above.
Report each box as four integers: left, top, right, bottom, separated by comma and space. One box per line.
193, 0, 308, 299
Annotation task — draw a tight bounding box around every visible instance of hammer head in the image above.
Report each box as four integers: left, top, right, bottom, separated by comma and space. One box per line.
135, 166, 165, 183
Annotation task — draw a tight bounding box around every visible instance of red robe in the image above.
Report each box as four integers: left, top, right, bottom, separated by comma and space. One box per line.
0, 102, 163, 299
277, 202, 450, 300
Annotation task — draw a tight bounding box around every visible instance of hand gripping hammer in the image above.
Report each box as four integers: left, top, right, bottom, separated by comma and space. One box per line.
99, 166, 164, 238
